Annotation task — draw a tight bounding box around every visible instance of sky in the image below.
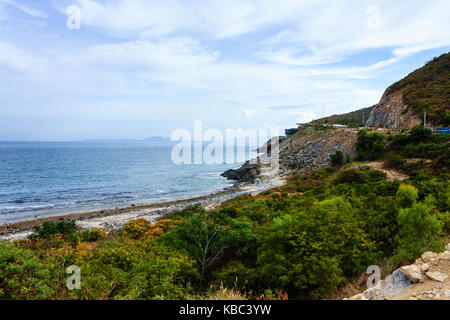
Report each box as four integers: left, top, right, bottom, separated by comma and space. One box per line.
0, 0, 449, 141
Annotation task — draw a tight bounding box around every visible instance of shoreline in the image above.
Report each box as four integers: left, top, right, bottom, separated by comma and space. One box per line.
0, 177, 285, 242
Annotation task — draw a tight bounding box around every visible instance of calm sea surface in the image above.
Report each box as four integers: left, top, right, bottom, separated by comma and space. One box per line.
0, 142, 251, 225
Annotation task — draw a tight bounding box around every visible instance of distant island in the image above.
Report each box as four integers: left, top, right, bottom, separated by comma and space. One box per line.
81, 136, 172, 143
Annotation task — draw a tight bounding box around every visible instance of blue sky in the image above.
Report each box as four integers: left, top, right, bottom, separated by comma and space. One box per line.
0, 0, 449, 141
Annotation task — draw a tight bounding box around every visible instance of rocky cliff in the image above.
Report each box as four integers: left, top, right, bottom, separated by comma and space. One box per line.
366, 52, 450, 129
365, 89, 422, 130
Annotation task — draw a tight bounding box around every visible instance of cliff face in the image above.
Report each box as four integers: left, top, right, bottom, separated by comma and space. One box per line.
366, 52, 450, 129
365, 89, 422, 130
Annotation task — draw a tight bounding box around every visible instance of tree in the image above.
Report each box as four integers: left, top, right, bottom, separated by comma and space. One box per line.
330, 150, 346, 166
164, 214, 255, 277
356, 129, 385, 160
257, 197, 378, 298
396, 184, 419, 208
394, 198, 444, 263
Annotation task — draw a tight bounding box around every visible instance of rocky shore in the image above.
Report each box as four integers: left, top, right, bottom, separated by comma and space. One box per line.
0, 177, 284, 242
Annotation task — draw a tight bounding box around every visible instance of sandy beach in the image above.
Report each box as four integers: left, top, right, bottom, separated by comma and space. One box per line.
0, 177, 285, 242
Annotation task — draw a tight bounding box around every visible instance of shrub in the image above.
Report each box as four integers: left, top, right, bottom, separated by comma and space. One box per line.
356, 129, 385, 161
335, 167, 387, 185
396, 184, 419, 208
330, 150, 346, 166
72, 240, 197, 300
120, 218, 152, 240
256, 197, 378, 298
163, 214, 256, 277
393, 198, 444, 263
0, 243, 54, 299
29, 220, 78, 241
79, 229, 108, 242
384, 152, 405, 170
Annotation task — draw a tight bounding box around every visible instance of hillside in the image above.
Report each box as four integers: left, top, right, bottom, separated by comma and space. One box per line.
367, 52, 450, 128
316, 106, 375, 128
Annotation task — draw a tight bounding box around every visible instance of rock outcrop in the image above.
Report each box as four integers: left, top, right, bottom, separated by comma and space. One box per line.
222, 128, 358, 184
365, 89, 422, 130
345, 243, 450, 300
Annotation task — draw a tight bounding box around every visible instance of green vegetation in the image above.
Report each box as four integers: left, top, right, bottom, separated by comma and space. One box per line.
330, 150, 350, 166
0, 128, 448, 300
356, 129, 385, 161
385, 52, 450, 126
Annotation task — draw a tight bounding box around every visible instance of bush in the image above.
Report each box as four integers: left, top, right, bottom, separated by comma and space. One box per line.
72, 240, 196, 300
356, 129, 385, 161
396, 184, 419, 208
335, 167, 387, 185
330, 150, 346, 166
394, 198, 444, 263
120, 218, 152, 240
256, 197, 378, 298
29, 220, 78, 241
79, 229, 108, 242
384, 152, 405, 170
163, 214, 256, 277
0, 243, 54, 299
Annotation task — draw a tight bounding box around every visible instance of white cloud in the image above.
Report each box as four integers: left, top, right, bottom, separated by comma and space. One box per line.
0, 0, 47, 18
0, 42, 46, 71
77, 38, 219, 69
289, 110, 316, 124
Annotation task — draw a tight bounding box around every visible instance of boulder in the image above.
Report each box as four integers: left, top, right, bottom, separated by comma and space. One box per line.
419, 263, 430, 272
426, 272, 448, 282
446, 243, 450, 251
437, 251, 450, 260
421, 252, 438, 263
400, 265, 423, 283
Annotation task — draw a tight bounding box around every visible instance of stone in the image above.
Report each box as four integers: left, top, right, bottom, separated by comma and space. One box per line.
348, 294, 368, 300
415, 258, 424, 265
419, 263, 430, 272
446, 243, 450, 251
426, 272, 448, 282
444, 290, 450, 298
437, 251, 450, 260
421, 252, 438, 262
400, 265, 423, 283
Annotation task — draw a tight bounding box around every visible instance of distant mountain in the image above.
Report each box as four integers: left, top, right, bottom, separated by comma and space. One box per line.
81, 136, 171, 143
143, 136, 172, 142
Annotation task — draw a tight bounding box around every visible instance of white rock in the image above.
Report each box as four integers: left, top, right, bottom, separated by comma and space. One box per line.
421, 252, 438, 262
446, 243, 450, 251
400, 265, 423, 283
426, 272, 448, 282
437, 251, 450, 260
415, 258, 424, 265
349, 294, 368, 300
419, 263, 430, 272
444, 290, 450, 297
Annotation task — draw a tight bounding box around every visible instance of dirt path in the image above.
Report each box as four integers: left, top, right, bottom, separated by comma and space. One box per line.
348, 161, 409, 181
